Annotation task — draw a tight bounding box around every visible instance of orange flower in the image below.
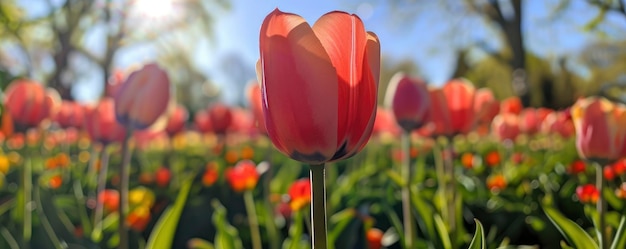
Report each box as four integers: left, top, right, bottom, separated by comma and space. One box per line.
202, 163, 218, 187
576, 184, 599, 204
567, 160, 586, 175
115, 63, 170, 130
384, 72, 430, 131
461, 153, 474, 169
241, 146, 255, 160
225, 150, 239, 165
487, 174, 507, 191
126, 206, 151, 231
138, 172, 154, 185
615, 182, 626, 199
366, 228, 384, 249
571, 97, 626, 163
225, 160, 259, 192
288, 178, 311, 211
98, 189, 120, 213
258, 9, 380, 164
485, 151, 501, 167
500, 96, 523, 115
49, 175, 63, 189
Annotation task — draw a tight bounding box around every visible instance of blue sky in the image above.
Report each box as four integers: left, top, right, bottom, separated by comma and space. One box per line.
11, 0, 626, 104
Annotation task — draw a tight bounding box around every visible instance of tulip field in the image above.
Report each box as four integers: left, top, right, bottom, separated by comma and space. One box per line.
2, 3, 626, 249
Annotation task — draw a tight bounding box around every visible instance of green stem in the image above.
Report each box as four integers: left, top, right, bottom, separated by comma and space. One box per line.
401, 131, 413, 249
94, 146, 110, 236
596, 163, 607, 249
310, 164, 327, 249
118, 128, 133, 249
444, 139, 457, 248
243, 190, 262, 249
86, 146, 101, 191
34, 187, 63, 249
22, 153, 33, 249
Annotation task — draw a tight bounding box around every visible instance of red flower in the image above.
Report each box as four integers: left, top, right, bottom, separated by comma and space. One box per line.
613, 159, 626, 175
208, 103, 233, 135
366, 228, 384, 249
165, 104, 188, 136
258, 9, 380, 164
98, 189, 120, 213
54, 101, 86, 129
372, 107, 401, 137
500, 97, 523, 115
384, 72, 430, 131
576, 184, 599, 204
246, 82, 267, 134
202, 162, 219, 187
442, 79, 476, 134
485, 151, 501, 167
225, 160, 259, 192
84, 98, 127, 145
154, 167, 171, 187
487, 174, 507, 191
567, 160, 586, 175
3, 79, 57, 128
491, 113, 521, 141
604, 166, 616, 181
288, 178, 311, 211
474, 88, 500, 125
115, 63, 170, 130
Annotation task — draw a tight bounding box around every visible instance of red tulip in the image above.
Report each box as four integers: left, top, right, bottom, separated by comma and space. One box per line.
500, 96, 523, 115
571, 97, 626, 163
576, 184, 599, 204
106, 70, 127, 98
474, 88, 500, 125
519, 108, 542, 135
154, 167, 171, 187
366, 228, 384, 249
425, 88, 453, 136
207, 103, 232, 135
541, 111, 574, 138
3, 79, 55, 128
84, 98, 127, 144
165, 104, 188, 136
491, 113, 521, 141
442, 79, 476, 134
54, 101, 86, 129
372, 107, 401, 137
228, 108, 255, 135
194, 109, 212, 133
98, 189, 120, 213
568, 160, 586, 175
225, 160, 259, 192
246, 82, 267, 134
288, 178, 311, 211
384, 72, 430, 131
115, 63, 170, 130
258, 9, 380, 164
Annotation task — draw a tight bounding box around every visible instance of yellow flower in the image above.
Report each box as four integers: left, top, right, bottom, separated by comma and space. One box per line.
0, 155, 10, 174
129, 187, 155, 208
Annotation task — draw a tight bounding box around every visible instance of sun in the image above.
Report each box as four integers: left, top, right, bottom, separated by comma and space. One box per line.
131, 0, 180, 20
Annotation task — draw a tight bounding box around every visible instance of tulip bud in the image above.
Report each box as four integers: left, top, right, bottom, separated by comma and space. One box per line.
115, 63, 171, 130
384, 72, 430, 131
4, 79, 54, 129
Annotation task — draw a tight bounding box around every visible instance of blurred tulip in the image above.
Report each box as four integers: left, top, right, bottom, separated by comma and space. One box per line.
442, 79, 476, 134
474, 88, 500, 125
154, 167, 171, 188
207, 103, 232, 135
288, 178, 311, 211
425, 88, 453, 137
165, 104, 188, 136
115, 63, 171, 130
485, 151, 501, 167
520, 108, 552, 135
54, 101, 86, 129
106, 70, 127, 98
487, 174, 507, 191
500, 96, 523, 115
616, 182, 626, 199
571, 97, 626, 163
604, 166, 616, 181
372, 107, 401, 137
568, 160, 586, 175
228, 108, 255, 135
225, 160, 259, 192
84, 98, 127, 144
258, 9, 380, 164
194, 109, 212, 133
246, 81, 267, 134
366, 228, 384, 249
202, 162, 219, 187
384, 72, 430, 131
541, 111, 575, 138
126, 206, 151, 231
576, 184, 599, 204
3, 79, 55, 128
491, 113, 521, 141
613, 159, 626, 175
48, 175, 63, 189
98, 189, 120, 213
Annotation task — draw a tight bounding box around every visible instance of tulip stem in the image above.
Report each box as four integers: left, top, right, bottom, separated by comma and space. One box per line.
596, 163, 607, 249
94, 145, 110, 237
310, 163, 327, 249
118, 128, 133, 249
445, 140, 458, 248
401, 130, 414, 249
21, 153, 33, 249
244, 190, 263, 249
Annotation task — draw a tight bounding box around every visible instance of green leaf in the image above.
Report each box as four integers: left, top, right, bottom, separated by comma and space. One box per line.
610, 215, 626, 249
211, 199, 244, 249
467, 219, 485, 249
328, 208, 356, 244
145, 179, 193, 249
544, 207, 598, 249
433, 214, 451, 249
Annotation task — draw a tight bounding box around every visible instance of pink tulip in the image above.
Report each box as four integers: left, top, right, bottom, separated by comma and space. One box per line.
384, 72, 430, 131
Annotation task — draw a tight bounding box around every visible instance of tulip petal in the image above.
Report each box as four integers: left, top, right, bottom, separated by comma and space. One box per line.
313, 11, 376, 158
260, 9, 339, 163
366, 32, 381, 86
